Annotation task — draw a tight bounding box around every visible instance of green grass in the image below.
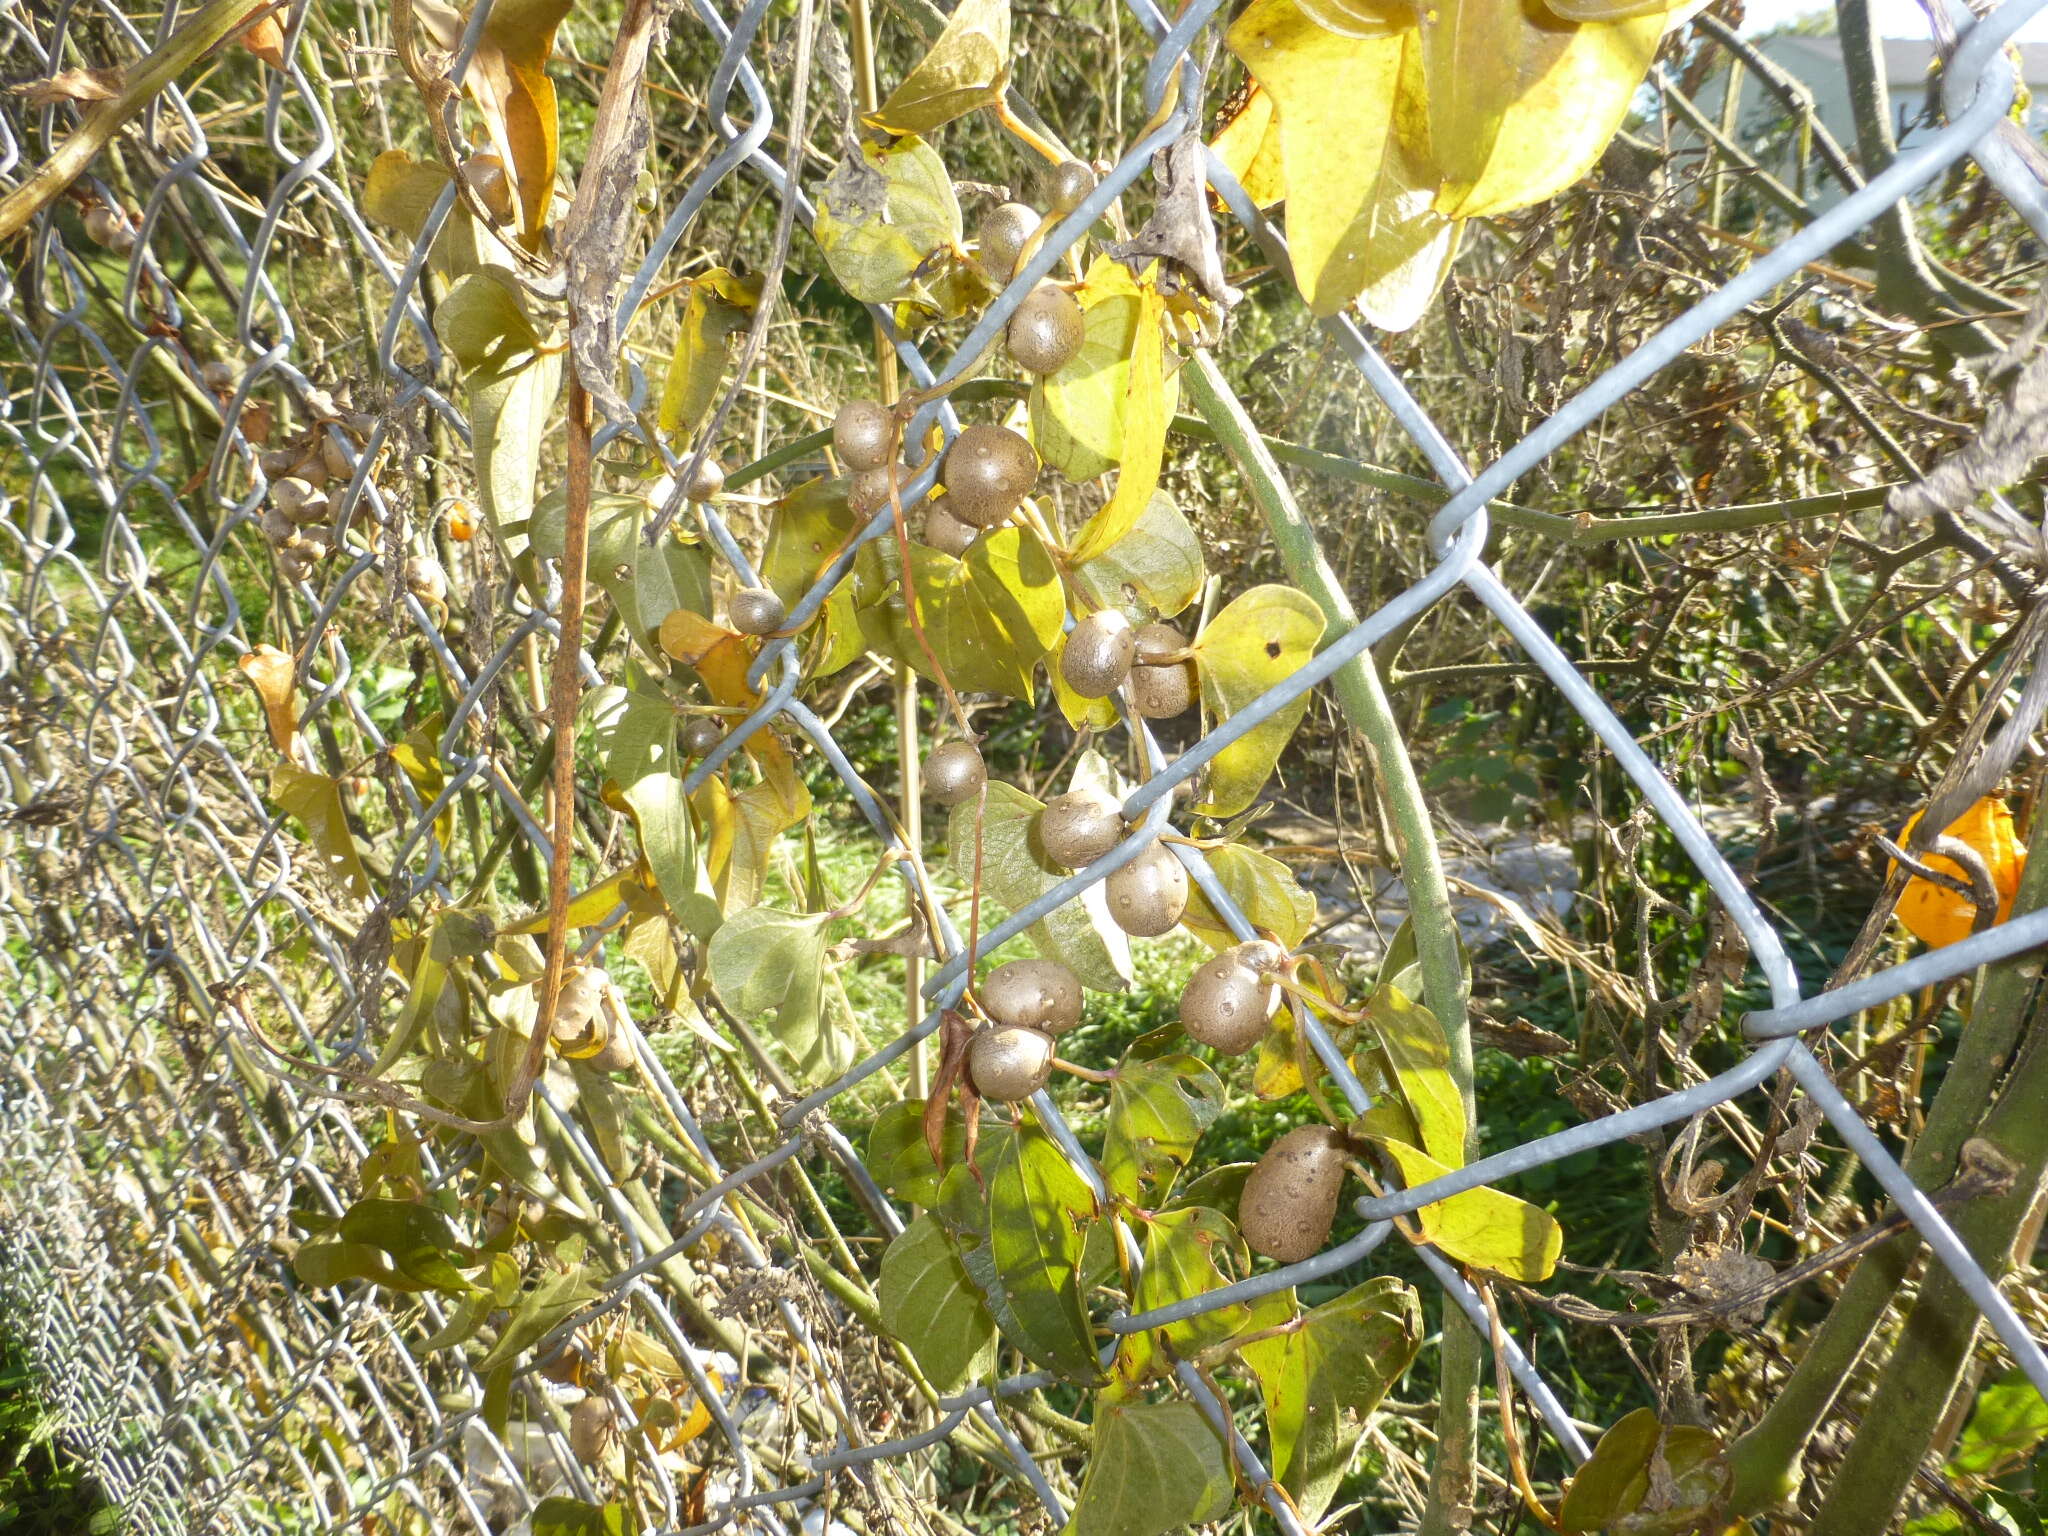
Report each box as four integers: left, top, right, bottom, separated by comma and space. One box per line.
0, 1331, 122, 1535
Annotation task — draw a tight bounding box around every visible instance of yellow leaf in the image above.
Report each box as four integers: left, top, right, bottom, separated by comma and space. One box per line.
1209, 85, 1286, 208
504, 864, 660, 934
658, 268, 760, 442
867, 0, 1012, 134
1372, 1138, 1562, 1280
1366, 983, 1466, 1167
1191, 584, 1327, 818
1420, 0, 1661, 220
1029, 257, 1180, 483
658, 610, 807, 810
270, 766, 375, 904
1069, 284, 1170, 562
692, 775, 811, 913
471, 0, 574, 246
1227, 0, 1458, 328
390, 720, 456, 854
814, 137, 963, 304
1894, 797, 2027, 949
237, 645, 299, 758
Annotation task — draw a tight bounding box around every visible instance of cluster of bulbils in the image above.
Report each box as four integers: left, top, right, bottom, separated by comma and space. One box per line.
243, 380, 409, 590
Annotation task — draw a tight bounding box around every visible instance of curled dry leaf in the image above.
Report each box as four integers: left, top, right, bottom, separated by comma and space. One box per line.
237, 2, 287, 69
12, 67, 125, 105
238, 643, 302, 759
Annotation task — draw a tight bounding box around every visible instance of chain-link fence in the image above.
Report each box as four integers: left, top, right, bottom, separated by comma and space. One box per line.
4, 0, 2048, 1529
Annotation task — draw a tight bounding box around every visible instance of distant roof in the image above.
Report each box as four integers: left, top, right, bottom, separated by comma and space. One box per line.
1757, 31, 2048, 84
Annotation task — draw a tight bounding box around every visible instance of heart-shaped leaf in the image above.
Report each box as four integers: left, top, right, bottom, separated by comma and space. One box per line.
1192, 584, 1327, 818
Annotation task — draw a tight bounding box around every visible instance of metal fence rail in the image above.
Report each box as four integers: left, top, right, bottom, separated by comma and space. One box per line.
3, 0, 2047, 1529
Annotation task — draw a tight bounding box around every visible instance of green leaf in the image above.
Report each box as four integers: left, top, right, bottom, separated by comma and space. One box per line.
269, 765, 375, 903
813, 136, 962, 304
1102, 1050, 1225, 1205
705, 907, 856, 1085
761, 477, 864, 677
437, 270, 560, 544
1366, 983, 1466, 1167
1950, 1372, 2048, 1478
531, 1496, 639, 1536
1370, 1137, 1562, 1280
1240, 1277, 1423, 1523
418, 1291, 495, 1353
589, 685, 703, 931
479, 1267, 603, 1372
1031, 258, 1180, 483
657, 267, 759, 441
868, 0, 1011, 134
363, 149, 488, 281
1063, 1398, 1234, 1536
336, 1197, 474, 1294
866, 1099, 960, 1207
966, 1116, 1101, 1382
947, 781, 1131, 992
535, 493, 712, 655
1116, 1206, 1287, 1387
1226, 2, 1457, 329
292, 1240, 405, 1291
1178, 842, 1317, 952
1076, 490, 1206, 621
1420, 0, 1661, 220
1558, 1408, 1728, 1535
853, 524, 1064, 698
1191, 584, 1327, 818
879, 1214, 1000, 1391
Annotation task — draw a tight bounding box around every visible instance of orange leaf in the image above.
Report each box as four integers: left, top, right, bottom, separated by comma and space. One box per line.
237, 645, 300, 758
1893, 797, 2026, 948
659, 609, 804, 809
237, 5, 286, 69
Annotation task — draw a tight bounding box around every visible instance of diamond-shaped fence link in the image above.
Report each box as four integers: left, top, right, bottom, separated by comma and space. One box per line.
3, 0, 2048, 1529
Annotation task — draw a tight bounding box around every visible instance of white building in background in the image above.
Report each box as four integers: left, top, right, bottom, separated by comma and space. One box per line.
1689, 35, 2048, 206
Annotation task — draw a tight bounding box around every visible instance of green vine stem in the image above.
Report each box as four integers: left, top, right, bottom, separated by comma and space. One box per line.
1724, 821, 2048, 1517
1184, 350, 1483, 1532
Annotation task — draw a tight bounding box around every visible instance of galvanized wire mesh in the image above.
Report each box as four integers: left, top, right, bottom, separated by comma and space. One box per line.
4, 0, 2048, 1530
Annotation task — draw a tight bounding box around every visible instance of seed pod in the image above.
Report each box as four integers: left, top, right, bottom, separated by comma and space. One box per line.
590, 1028, 637, 1073
968, 1024, 1055, 1103
1105, 842, 1189, 938
924, 741, 986, 806
569, 1395, 615, 1466
981, 958, 1083, 1036
258, 447, 297, 480
976, 201, 1039, 285
922, 496, 978, 557
404, 555, 447, 606
271, 476, 316, 517
550, 965, 610, 1042
847, 462, 905, 519
680, 716, 726, 757
1179, 940, 1287, 1055
289, 488, 333, 528
1130, 622, 1195, 719
1006, 286, 1085, 375
1044, 159, 1098, 215
260, 507, 297, 545
276, 548, 313, 584
1240, 1124, 1351, 1263
200, 359, 238, 393
941, 425, 1037, 529
538, 1343, 588, 1387
684, 455, 725, 501
320, 433, 353, 483
833, 398, 894, 472
296, 527, 336, 559
1060, 610, 1135, 698
729, 586, 785, 636
83, 205, 135, 253
461, 152, 517, 224
1038, 787, 1124, 870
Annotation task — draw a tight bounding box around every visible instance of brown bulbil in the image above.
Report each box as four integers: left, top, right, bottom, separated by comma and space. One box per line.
1006, 286, 1085, 375
1240, 1124, 1352, 1263
1130, 622, 1196, 718
1105, 842, 1189, 938
924, 741, 987, 806
1038, 786, 1124, 870
941, 425, 1037, 529
923, 496, 979, 557
83, 204, 135, 254
680, 716, 726, 757
968, 1023, 1055, 1102
569, 1395, 615, 1466
201, 359, 238, 393
847, 462, 906, 519
1059, 610, 1135, 699
833, 399, 894, 472
980, 958, 1083, 1036
1179, 940, 1287, 1055
976, 201, 1040, 285
1044, 160, 1098, 215
684, 455, 726, 501
729, 586, 785, 636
